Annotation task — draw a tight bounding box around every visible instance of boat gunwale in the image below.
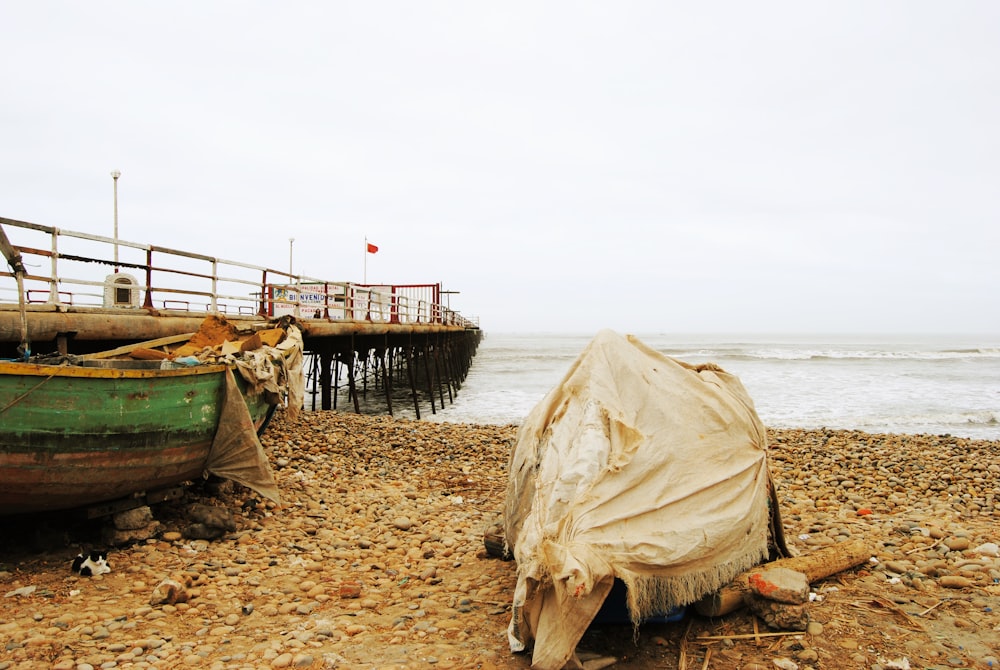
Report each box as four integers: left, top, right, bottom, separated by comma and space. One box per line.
0, 360, 231, 379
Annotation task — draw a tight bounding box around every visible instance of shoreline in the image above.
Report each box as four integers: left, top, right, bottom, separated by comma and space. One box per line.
2, 409, 998, 669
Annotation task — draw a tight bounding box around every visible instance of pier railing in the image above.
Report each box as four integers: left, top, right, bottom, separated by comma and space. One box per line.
0, 217, 478, 329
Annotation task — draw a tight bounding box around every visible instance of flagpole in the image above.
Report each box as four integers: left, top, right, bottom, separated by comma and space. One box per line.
364, 237, 367, 284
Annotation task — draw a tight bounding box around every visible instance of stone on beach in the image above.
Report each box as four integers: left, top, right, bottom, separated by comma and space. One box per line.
747, 568, 810, 604
149, 578, 188, 606
113, 506, 154, 531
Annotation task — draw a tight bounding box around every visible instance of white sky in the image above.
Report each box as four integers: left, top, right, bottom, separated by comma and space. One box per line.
3, 2, 998, 334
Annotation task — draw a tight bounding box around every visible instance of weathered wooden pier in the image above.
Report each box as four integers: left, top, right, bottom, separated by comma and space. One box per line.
0, 216, 482, 418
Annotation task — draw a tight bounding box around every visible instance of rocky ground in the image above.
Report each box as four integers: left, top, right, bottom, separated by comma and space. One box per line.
1, 410, 999, 670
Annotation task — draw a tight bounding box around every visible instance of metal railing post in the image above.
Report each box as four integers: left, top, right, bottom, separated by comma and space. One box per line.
143, 248, 155, 308
48, 228, 59, 304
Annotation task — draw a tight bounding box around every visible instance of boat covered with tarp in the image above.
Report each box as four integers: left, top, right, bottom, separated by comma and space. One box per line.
504, 329, 786, 669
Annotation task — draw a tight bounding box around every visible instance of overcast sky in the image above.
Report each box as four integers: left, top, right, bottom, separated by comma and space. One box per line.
3, 2, 998, 334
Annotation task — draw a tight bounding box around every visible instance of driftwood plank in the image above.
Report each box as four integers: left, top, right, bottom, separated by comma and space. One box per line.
694, 538, 873, 617
81, 333, 195, 360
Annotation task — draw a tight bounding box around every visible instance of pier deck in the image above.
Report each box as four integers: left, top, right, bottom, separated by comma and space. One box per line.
0, 216, 481, 418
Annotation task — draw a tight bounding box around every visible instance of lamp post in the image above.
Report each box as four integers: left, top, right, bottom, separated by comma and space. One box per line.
111, 169, 121, 271
442, 290, 460, 310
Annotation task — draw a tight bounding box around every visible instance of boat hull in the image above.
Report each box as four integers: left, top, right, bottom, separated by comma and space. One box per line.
0, 360, 273, 515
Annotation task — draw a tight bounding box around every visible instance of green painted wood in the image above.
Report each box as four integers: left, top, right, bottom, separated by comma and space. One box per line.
0, 360, 273, 514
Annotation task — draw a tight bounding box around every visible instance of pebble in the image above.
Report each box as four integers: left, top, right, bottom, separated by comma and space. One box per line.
1, 413, 998, 669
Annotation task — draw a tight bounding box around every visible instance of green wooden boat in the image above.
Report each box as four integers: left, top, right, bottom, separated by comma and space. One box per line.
0, 358, 277, 515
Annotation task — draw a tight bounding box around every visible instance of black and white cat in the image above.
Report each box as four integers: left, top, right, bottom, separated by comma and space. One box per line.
71, 550, 111, 576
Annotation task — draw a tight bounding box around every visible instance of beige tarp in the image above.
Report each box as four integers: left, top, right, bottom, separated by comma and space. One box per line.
505, 330, 772, 669
204, 368, 281, 504
202, 321, 305, 504
231, 323, 305, 422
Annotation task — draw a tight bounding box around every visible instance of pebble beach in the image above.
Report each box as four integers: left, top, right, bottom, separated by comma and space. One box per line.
2, 409, 999, 670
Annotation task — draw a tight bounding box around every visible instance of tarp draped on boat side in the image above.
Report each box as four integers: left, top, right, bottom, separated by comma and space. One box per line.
204, 367, 282, 504
276, 325, 305, 421
504, 330, 772, 670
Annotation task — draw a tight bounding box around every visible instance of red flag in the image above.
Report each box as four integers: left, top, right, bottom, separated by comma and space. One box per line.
366, 242, 379, 254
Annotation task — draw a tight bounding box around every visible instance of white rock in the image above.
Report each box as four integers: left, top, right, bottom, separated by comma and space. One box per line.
4, 585, 36, 598
973, 542, 999, 557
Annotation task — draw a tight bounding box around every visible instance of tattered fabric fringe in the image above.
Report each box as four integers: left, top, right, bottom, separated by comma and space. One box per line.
621, 541, 768, 625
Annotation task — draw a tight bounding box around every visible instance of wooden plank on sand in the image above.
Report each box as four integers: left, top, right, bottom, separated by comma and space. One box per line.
694, 538, 873, 617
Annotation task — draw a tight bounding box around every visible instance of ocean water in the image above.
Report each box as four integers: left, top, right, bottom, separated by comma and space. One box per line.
312, 332, 1000, 440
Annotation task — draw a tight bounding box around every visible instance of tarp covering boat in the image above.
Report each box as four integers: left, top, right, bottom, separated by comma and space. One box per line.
504, 330, 774, 669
